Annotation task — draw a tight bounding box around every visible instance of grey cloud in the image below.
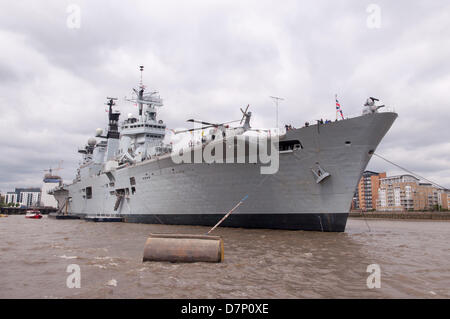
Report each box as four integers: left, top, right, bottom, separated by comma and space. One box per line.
0, 0, 449, 191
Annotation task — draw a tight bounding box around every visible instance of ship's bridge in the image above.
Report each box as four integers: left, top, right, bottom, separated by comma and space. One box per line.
121, 121, 166, 135
112, 66, 172, 164
117, 114, 170, 163
120, 118, 166, 140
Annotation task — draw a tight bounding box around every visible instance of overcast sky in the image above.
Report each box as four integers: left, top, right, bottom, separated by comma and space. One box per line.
0, 0, 449, 192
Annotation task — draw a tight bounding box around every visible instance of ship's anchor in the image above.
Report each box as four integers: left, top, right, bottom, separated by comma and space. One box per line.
311, 163, 331, 184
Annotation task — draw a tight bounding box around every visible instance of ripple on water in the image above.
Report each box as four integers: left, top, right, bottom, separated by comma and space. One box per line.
1, 216, 449, 298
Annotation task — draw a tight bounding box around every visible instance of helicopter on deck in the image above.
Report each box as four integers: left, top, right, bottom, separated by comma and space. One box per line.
173, 105, 269, 144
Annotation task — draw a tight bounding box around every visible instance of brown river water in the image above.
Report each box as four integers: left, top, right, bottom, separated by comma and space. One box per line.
0, 215, 449, 298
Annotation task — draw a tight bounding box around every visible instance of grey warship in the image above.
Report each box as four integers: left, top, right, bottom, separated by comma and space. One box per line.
51, 67, 397, 232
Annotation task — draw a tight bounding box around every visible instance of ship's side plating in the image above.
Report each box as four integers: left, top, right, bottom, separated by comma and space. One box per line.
65, 112, 397, 232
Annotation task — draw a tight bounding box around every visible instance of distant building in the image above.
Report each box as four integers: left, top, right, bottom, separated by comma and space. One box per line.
40, 173, 62, 208
5, 192, 19, 205
352, 171, 386, 211
0, 192, 5, 205
438, 191, 449, 210
377, 175, 447, 211
2, 171, 64, 208
4, 188, 41, 207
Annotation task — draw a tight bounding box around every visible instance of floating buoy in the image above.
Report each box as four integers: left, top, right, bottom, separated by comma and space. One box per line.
142, 195, 248, 263
143, 233, 224, 263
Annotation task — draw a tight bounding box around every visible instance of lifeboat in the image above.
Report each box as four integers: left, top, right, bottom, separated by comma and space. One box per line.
25, 210, 42, 219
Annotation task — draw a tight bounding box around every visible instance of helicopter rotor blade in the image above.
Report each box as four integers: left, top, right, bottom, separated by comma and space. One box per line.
186, 119, 217, 126
240, 104, 250, 124
174, 125, 215, 134
187, 119, 241, 127
221, 119, 241, 125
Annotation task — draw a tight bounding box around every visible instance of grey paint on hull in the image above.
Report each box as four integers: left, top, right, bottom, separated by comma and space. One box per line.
65, 112, 397, 232
72, 212, 349, 232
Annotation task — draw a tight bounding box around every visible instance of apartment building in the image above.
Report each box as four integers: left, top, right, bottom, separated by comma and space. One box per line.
4, 188, 41, 207
438, 191, 449, 210
5, 192, 19, 205
352, 171, 386, 211
377, 175, 447, 211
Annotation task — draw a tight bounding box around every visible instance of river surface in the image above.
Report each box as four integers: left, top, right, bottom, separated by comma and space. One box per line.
0, 216, 449, 298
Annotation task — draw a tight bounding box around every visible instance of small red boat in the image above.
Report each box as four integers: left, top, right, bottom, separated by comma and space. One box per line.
25, 210, 43, 219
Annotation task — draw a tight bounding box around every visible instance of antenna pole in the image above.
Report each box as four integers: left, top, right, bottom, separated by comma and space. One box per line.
106, 98, 116, 119
139, 65, 144, 86
138, 66, 144, 118
270, 96, 284, 134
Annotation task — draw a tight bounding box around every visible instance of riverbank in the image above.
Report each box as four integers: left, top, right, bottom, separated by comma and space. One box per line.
349, 211, 450, 220
0, 206, 57, 215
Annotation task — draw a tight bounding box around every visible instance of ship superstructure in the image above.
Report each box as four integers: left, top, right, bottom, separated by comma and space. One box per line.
52, 68, 398, 232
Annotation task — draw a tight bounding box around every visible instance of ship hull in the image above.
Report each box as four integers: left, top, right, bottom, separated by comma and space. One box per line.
122, 212, 349, 232
63, 112, 397, 232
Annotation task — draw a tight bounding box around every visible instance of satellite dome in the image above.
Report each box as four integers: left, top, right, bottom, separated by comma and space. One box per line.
128, 113, 133, 119
95, 128, 103, 137
88, 137, 97, 147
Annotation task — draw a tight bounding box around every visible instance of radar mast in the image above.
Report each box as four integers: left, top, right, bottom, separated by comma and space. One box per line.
126, 65, 163, 122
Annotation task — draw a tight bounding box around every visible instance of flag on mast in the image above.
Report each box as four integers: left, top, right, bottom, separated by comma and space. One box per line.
335, 94, 344, 120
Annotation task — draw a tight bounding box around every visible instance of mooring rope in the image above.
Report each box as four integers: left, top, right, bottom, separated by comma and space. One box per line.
373, 152, 447, 190
358, 152, 448, 232
361, 211, 371, 232
206, 174, 271, 234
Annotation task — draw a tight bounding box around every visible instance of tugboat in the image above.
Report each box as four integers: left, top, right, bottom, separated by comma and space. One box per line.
25, 209, 43, 219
